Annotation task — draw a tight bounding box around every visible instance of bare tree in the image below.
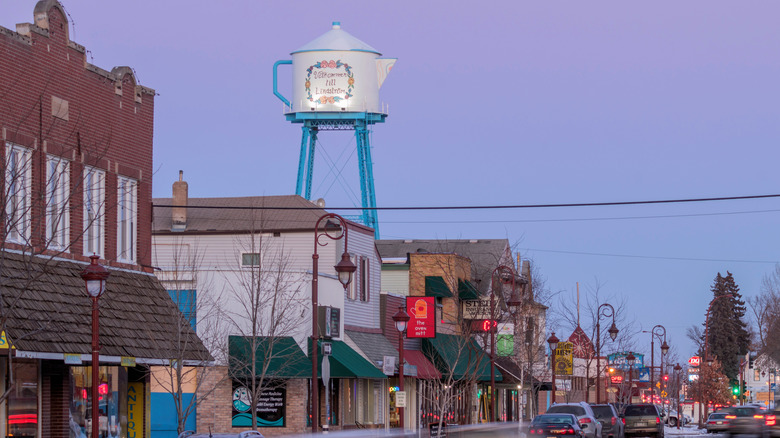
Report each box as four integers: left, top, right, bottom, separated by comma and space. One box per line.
749, 265, 780, 358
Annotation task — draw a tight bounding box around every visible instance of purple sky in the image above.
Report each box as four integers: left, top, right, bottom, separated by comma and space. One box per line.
3, 1, 779, 360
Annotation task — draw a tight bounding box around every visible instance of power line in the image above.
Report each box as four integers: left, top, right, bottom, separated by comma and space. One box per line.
154, 192, 780, 211
521, 247, 779, 264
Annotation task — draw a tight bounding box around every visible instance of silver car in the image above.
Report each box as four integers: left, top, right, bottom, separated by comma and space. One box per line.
546, 402, 603, 438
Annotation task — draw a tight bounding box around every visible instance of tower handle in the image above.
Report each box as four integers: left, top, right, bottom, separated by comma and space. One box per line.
273, 60, 292, 108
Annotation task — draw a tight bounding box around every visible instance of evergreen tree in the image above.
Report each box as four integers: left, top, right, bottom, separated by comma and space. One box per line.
705, 272, 749, 383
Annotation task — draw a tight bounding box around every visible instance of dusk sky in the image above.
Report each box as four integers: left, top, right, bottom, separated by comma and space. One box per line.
3, 1, 779, 360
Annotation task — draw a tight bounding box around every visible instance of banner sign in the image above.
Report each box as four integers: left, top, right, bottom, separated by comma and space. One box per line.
232, 383, 286, 427
607, 352, 645, 370
462, 298, 495, 320
638, 367, 650, 382
406, 296, 436, 338
555, 342, 573, 376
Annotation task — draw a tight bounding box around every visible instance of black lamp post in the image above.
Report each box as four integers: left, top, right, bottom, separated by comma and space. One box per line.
489, 265, 522, 422
311, 213, 356, 433
80, 255, 109, 438
596, 304, 618, 404
392, 306, 410, 430
626, 352, 636, 404
647, 325, 668, 403
548, 332, 559, 404
674, 363, 682, 429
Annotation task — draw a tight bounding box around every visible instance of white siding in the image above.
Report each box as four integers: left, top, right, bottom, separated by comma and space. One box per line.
380, 269, 409, 296
342, 226, 381, 329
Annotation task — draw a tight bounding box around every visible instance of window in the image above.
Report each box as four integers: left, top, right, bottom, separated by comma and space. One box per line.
117, 176, 137, 263
46, 155, 70, 250
4, 143, 31, 243
346, 255, 358, 300
755, 369, 761, 381
242, 253, 260, 267
347, 255, 370, 302
83, 166, 105, 256
168, 289, 197, 330
8, 360, 38, 438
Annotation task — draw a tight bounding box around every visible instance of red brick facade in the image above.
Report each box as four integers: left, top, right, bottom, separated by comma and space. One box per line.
0, 0, 155, 270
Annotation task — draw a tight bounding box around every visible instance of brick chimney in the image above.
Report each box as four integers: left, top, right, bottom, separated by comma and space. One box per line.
172, 170, 188, 231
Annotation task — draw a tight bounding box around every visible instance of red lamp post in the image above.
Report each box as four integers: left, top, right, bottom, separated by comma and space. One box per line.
626, 352, 636, 404
595, 304, 619, 404
489, 265, 523, 422
80, 255, 110, 438
548, 332, 560, 404
392, 306, 410, 430
311, 213, 356, 433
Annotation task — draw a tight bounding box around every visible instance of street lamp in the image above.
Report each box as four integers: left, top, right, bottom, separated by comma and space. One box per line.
490, 265, 523, 422
626, 352, 636, 404
596, 303, 618, 404
80, 255, 110, 438
674, 363, 682, 430
392, 306, 410, 430
311, 213, 356, 433
548, 332, 560, 404
645, 325, 668, 404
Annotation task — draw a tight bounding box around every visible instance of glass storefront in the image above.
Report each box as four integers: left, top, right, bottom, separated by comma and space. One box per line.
7, 360, 38, 438
69, 366, 128, 438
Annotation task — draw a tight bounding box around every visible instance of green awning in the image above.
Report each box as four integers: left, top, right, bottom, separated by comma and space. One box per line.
458, 279, 480, 300
425, 276, 453, 298
229, 336, 310, 379
309, 339, 387, 379
422, 333, 501, 382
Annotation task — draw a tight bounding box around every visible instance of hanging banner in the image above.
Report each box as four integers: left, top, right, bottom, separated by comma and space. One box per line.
607, 352, 645, 370
406, 296, 436, 338
555, 342, 573, 376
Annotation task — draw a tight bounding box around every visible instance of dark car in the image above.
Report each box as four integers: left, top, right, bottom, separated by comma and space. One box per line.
621, 404, 663, 438
592, 404, 624, 438
720, 405, 768, 438
529, 413, 586, 437
546, 402, 603, 438
706, 412, 731, 434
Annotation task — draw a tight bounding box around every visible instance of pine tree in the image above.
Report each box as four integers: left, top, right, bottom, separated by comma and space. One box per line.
705, 272, 750, 383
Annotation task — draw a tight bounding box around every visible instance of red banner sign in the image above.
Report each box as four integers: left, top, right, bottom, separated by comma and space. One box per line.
688, 356, 701, 367
611, 375, 624, 384
406, 296, 436, 338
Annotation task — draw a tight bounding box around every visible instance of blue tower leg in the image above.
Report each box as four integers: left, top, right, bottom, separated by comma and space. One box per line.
296, 126, 310, 196
305, 127, 318, 200
355, 123, 379, 238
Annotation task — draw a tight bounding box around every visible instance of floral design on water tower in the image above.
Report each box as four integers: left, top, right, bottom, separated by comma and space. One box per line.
305, 59, 355, 104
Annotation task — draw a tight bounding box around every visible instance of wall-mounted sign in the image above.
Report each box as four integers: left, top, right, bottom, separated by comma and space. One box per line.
396, 391, 407, 408
406, 297, 435, 338
462, 298, 496, 320
688, 356, 701, 367
232, 383, 286, 428
0, 331, 13, 349
121, 356, 136, 367
607, 352, 645, 369
64, 353, 82, 365
318, 306, 340, 339
611, 375, 624, 384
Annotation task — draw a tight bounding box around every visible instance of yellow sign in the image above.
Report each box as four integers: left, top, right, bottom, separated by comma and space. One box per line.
128, 382, 144, 436
555, 342, 574, 376
661, 390, 668, 398
656, 382, 661, 388
0, 331, 13, 349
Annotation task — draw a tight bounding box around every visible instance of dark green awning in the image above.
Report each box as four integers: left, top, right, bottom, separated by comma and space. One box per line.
309, 339, 387, 379
425, 276, 453, 298
229, 336, 310, 379
422, 333, 501, 382
458, 279, 480, 300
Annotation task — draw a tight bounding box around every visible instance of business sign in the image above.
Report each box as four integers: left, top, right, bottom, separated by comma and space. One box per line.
127, 382, 144, 437
555, 342, 573, 376
462, 298, 496, 320
232, 383, 286, 427
638, 367, 650, 382
406, 296, 436, 338
688, 356, 701, 367
607, 352, 645, 370
396, 391, 407, 408
611, 375, 624, 384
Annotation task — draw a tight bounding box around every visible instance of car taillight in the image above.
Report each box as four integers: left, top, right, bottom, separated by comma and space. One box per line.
656, 417, 660, 425
581, 418, 592, 423
754, 415, 765, 420
621, 418, 625, 425
766, 415, 776, 426
567, 427, 576, 434
726, 415, 737, 419
611, 417, 616, 425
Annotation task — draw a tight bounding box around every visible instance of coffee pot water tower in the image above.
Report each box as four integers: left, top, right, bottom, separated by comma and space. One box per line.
273, 22, 395, 238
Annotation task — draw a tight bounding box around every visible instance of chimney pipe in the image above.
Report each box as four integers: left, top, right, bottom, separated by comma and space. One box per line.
172, 170, 188, 231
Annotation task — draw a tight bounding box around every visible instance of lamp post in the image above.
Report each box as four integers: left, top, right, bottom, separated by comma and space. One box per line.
311, 213, 356, 434
674, 363, 682, 430
490, 265, 523, 422
762, 369, 776, 409
548, 332, 560, 404
392, 306, 410, 430
595, 304, 619, 404
80, 255, 109, 438
626, 352, 636, 404
645, 325, 668, 404
700, 293, 733, 426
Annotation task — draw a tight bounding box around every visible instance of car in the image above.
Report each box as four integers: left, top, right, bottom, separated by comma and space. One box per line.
621, 404, 663, 438
719, 405, 769, 438
706, 412, 731, 434
767, 408, 779, 438
529, 413, 587, 437
546, 402, 603, 438
592, 404, 624, 438
659, 409, 687, 427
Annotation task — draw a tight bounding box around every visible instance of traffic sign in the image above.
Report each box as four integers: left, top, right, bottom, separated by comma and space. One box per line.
661, 390, 667, 398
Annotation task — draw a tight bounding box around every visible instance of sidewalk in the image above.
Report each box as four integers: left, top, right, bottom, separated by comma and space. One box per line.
664, 424, 705, 435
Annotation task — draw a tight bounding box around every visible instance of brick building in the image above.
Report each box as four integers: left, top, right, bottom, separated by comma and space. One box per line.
0, 1, 207, 437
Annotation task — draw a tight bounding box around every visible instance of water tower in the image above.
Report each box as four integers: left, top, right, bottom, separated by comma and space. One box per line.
273, 22, 395, 238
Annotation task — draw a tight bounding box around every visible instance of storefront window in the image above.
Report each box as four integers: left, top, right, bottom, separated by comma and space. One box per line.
8, 360, 38, 438
70, 366, 128, 438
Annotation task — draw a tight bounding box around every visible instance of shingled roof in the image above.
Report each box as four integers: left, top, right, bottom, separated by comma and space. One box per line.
0, 251, 209, 362
153, 195, 371, 234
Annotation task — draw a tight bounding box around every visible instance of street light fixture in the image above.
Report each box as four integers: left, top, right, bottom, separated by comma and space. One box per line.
646, 325, 668, 404
596, 303, 618, 404
80, 255, 110, 438
626, 352, 636, 404
311, 213, 356, 433
489, 264, 523, 422
392, 306, 410, 430
548, 332, 560, 404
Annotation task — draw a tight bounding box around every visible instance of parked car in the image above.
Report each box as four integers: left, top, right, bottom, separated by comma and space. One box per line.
768, 408, 779, 438
592, 404, 624, 438
706, 412, 731, 434
659, 409, 688, 427
719, 405, 769, 438
529, 413, 587, 437
621, 404, 663, 438
546, 402, 603, 438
